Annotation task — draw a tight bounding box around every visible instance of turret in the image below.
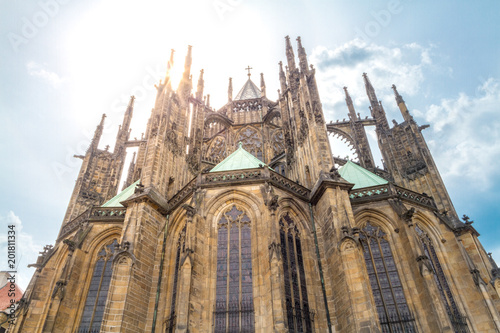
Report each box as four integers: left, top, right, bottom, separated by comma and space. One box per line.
260, 73, 266, 97
89, 113, 106, 152
178, 45, 193, 98
392, 84, 412, 122
297, 36, 309, 74
228, 77, 233, 102
285, 35, 296, 70
279, 61, 287, 92
343, 87, 358, 121
363, 73, 390, 132
196, 69, 204, 100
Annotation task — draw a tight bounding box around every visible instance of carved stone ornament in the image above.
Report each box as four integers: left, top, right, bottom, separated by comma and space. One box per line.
260, 181, 279, 212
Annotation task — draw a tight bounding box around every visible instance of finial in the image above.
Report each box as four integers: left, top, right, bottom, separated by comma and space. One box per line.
245, 66, 253, 78
392, 84, 405, 104
238, 141, 243, 148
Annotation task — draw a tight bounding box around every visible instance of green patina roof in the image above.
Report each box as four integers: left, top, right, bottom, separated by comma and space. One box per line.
339, 161, 388, 189
210, 143, 269, 172
101, 179, 140, 207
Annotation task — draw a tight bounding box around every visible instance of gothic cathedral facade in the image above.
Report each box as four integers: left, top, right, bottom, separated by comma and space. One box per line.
11, 37, 500, 332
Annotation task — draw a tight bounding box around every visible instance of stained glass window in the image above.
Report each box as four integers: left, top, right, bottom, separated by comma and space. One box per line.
78, 239, 118, 333
359, 223, 416, 333
237, 127, 262, 161
280, 214, 313, 333
166, 226, 186, 333
214, 206, 255, 332
415, 225, 470, 333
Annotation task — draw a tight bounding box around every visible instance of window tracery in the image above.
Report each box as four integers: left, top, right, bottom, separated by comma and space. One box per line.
214, 205, 254, 332
271, 130, 285, 158
237, 127, 262, 161
415, 224, 470, 332
359, 223, 416, 332
206, 136, 227, 164
78, 239, 118, 333
280, 214, 313, 333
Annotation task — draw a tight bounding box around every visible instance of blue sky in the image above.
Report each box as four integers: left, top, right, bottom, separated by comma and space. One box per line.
1, 0, 499, 289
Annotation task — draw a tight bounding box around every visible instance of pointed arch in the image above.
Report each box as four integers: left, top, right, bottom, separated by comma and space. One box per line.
278, 210, 313, 332
214, 204, 255, 332
77, 238, 119, 333
413, 222, 470, 332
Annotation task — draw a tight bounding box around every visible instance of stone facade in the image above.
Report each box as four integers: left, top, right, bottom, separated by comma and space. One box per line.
10, 36, 500, 333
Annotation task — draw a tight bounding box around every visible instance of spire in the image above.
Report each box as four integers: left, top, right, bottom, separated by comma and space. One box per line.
285, 35, 296, 70
392, 84, 412, 122
363, 73, 389, 131
90, 114, 106, 151
196, 69, 204, 100
260, 73, 266, 97
297, 36, 309, 73
122, 95, 134, 132
362, 72, 378, 105
228, 77, 233, 102
343, 87, 357, 121
206, 94, 210, 107
164, 49, 175, 92
279, 61, 287, 92
178, 45, 193, 97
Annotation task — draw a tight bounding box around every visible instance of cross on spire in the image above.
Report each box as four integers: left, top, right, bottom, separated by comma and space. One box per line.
245, 66, 253, 78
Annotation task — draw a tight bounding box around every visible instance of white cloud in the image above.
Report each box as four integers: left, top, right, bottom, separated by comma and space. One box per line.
310, 39, 435, 121
423, 78, 500, 189
26, 61, 63, 88
0, 211, 41, 290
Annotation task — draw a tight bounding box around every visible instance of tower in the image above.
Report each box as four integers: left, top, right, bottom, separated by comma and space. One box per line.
12, 37, 500, 333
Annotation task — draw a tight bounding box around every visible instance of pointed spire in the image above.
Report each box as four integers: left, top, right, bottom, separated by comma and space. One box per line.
392, 84, 412, 122
343, 87, 357, 121
90, 114, 106, 151
260, 73, 266, 97
164, 49, 175, 92
228, 77, 233, 102
285, 35, 296, 70
297, 36, 309, 73
363, 73, 389, 131
178, 45, 193, 96
196, 69, 204, 100
362, 72, 378, 105
122, 95, 134, 132
279, 61, 287, 92
206, 94, 210, 107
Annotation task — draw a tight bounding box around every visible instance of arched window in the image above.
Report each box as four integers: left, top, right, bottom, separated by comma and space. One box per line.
415, 224, 470, 332
359, 223, 416, 332
271, 130, 285, 158
280, 214, 313, 333
165, 226, 186, 332
78, 239, 118, 333
214, 205, 254, 332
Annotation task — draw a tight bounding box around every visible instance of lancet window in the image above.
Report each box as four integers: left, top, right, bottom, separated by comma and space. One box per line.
415, 224, 470, 333
359, 223, 416, 332
279, 214, 313, 333
214, 205, 254, 332
237, 127, 262, 161
165, 226, 186, 333
78, 239, 118, 333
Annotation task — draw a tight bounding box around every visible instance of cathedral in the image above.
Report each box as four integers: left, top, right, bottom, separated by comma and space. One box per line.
11, 36, 500, 332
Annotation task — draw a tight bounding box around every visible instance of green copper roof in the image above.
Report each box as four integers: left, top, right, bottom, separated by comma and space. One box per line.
210, 143, 268, 172
101, 179, 140, 207
339, 161, 388, 189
